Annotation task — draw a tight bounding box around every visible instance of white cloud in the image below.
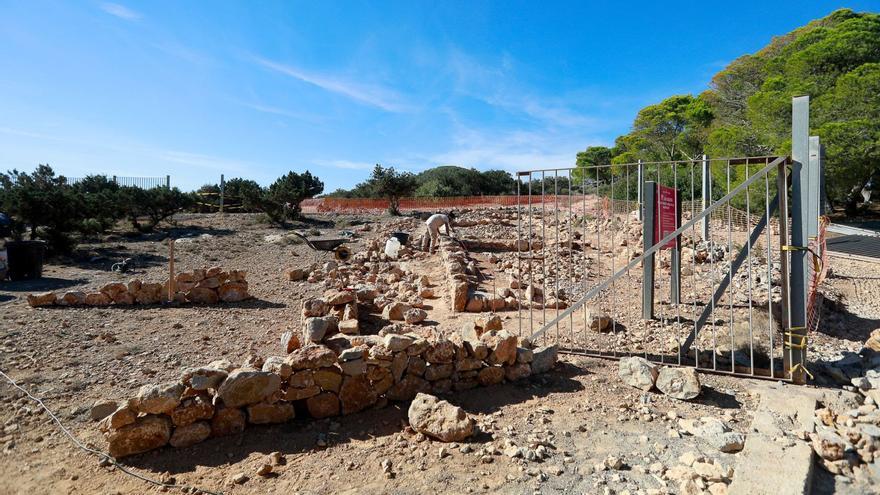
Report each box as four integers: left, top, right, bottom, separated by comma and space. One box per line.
252, 56, 410, 113
99, 2, 141, 21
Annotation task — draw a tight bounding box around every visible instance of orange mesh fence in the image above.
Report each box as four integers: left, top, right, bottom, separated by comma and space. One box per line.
806, 216, 830, 334
301, 195, 582, 214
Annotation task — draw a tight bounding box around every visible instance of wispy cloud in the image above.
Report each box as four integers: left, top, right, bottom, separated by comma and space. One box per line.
315, 159, 375, 171
99, 2, 141, 21
252, 56, 410, 113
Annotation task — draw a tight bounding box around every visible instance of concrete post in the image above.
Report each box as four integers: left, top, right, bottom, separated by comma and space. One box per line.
220, 174, 225, 214
637, 160, 644, 221
165, 175, 171, 189
808, 136, 821, 240
701, 154, 711, 240
787, 95, 810, 384
642, 181, 656, 320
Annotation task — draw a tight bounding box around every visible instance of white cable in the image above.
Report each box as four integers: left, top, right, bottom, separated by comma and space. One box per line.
0, 368, 224, 495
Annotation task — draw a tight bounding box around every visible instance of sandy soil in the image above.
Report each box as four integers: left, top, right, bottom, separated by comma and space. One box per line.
0, 212, 877, 494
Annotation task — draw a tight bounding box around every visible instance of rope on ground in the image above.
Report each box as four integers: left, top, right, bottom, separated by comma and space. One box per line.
0, 368, 224, 495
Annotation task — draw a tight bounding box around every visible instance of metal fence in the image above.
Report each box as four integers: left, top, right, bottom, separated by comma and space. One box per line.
66, 175, 170, 189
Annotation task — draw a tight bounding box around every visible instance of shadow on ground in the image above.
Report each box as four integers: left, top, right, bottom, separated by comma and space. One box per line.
0, 276, 88, 293
122, 363, 586, 475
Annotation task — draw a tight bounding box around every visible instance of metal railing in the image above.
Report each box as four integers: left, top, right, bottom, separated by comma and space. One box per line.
67, 175, 170, 189
511, 155, 812, 381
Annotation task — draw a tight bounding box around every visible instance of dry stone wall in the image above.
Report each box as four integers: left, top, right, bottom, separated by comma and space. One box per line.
99, 324, 558, 458
26, 267, 250, 308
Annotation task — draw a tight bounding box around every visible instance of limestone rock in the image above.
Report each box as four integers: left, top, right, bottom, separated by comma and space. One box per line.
106, 415, 171, 458
216, 370, 281, 408
476, 314, 503, 332
478, 366, 505, 386
282, 385, 321, 401
453, 282, 468, 312
262, 356, 293, 380
530, 345, 558, 373
26, 291, 56, 307
169, 421, 211, 448
404, 308, 428, 324
618, 357, 659, 391
313, 367, 343, 393
586, 307, 613, 332
656, 367, 701, 400
382, 302, 411, 321
99, 405, 136, 431
85, 292, 112, 306
339, 374, 377, 415
247, 402, 295, 424
505, 362, 532, 381
339, 319, 360, 335
285, 345, 338, 370
387, 375, 431, 401
90, 399, 119, 421
482, 331, 518, 366
186, 287, 218, 304
218, 282, 249, 302
408, 393, 474, 442
280, 330, 301, 353
303, 317, 332, 344
182, 367, 228, 391
425, 339, 456, 364
170, 395, 214, 427
302, 298, 328, 317
59, 291, 87, 306
306, 392, 340, 419
210, 406, 246, 437
325, 290, 355, 306
135, 382, 184, 415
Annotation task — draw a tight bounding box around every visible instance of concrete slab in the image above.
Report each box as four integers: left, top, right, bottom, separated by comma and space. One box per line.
728, 385, 817, 495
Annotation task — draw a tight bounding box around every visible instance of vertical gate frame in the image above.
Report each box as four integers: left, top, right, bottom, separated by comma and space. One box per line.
786, 95, 810, 384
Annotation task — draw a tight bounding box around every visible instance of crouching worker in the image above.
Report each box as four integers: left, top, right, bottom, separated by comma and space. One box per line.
421, 212, 455, 253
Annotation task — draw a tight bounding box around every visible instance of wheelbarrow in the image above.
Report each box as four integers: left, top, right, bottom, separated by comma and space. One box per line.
290, 231, 352, 262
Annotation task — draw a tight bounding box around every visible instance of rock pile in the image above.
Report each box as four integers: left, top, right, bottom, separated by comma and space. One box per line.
26, 267, 250, 308
618, 357, 702, 400
99, 324, 557, 458
810, 369, 880, 478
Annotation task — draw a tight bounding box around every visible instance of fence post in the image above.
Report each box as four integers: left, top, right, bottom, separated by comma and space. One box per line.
808, 136, 821, 240
670, 190, 682, 305
642, 181, 656, 320
701, 154, 711, 240
787, 95, 810, 384
166, 175, 171, 189
637, 159, 644, 221
220, 174, 225, 214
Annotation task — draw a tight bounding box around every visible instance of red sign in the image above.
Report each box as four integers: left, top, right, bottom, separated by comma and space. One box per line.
654, 185, 679, 249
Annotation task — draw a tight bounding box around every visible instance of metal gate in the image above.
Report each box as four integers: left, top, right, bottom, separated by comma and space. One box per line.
512, 97, 823, 383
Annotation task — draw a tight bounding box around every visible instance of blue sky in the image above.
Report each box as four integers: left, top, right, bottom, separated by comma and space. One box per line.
1, 1, 877, 192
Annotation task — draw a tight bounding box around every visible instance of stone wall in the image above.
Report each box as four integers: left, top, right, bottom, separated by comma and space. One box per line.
26, 267, 250, 308
99, 325, 558, 458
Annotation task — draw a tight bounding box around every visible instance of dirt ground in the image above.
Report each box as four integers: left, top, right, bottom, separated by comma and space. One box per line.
1, 212, 878, 494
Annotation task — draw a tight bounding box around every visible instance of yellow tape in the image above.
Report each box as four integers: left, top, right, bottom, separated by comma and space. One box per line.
790, 363, 814, 380
781, 245, 822, 273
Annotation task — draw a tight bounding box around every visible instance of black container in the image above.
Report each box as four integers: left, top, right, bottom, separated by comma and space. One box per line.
6, 240, 46, 281
391, 232, 410, 246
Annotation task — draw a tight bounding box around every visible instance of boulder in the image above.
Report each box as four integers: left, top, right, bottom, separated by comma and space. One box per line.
325, 290, 355, 306
476, 314, 503, 332
478, 366, 505, 386
425, 339, 456, 364
530, 345, 558, 374
387, 375, 431, 401
339, 319, 360, 335
285, 267, 306, 281
247, 402, 295, 424
85, 292, 112, 306
90, 399, 119, 421
136, 283, 164, 304
100, 282, 127, 299
170, 395, 215, 427
186, 287, 218, 304
210, 406, 246, 437
218, 282, 249, 302
313, 367, 343, 393
306, 392, 341, 419
302, 298, 328, 317
181, 367, 228, 391
262, 356, 293, 380
482, 331, 518, 366
656, 367, 701, 400
59, 291, 87, 306
135, 382, 184, 415
339, 374, 377, 415
384, 334, 414, 352
216, 370, 281, 408
284, 345, 338, 370
303, 317, 332, 344
618, 357, 659, 391
26, 291, 56, 307
404, 308, 428, 324
453, 282, 468, 312
382, 302, 411, 321
99, 405, 137, 431
812, 430, 847, 461
586, 307, 613, 332
280, 330, 301, 353
169, 421, 211, 448
408, 393, 474, 442
106, 415, 171, 458
282, 385, 321, 401
504, 363, 532, 381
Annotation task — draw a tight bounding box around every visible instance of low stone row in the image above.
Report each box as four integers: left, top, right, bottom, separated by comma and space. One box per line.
100, 326, 557, 458
27, 267, 250, 308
